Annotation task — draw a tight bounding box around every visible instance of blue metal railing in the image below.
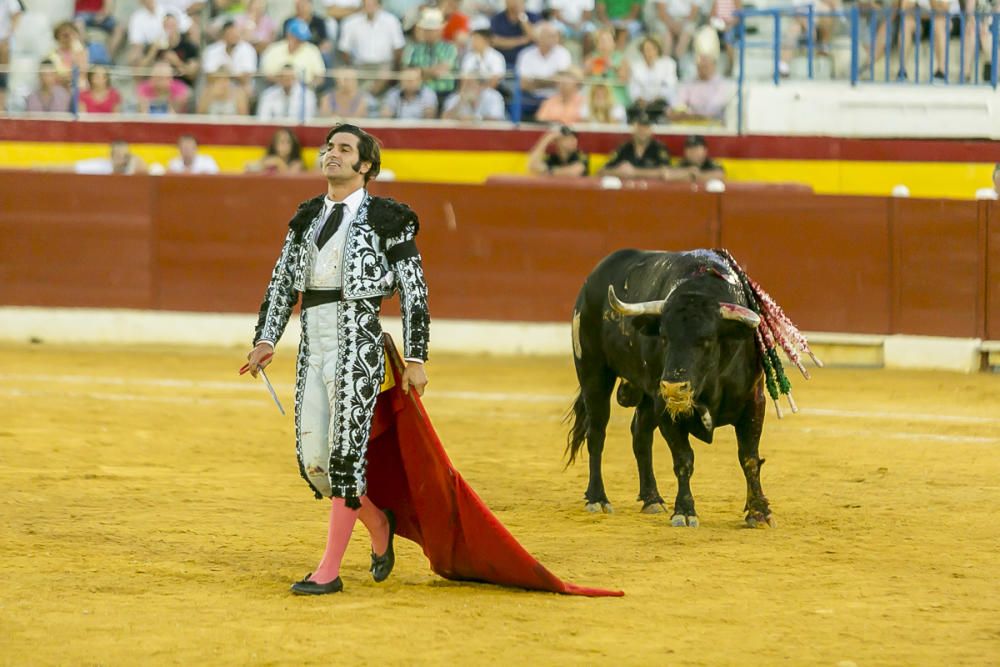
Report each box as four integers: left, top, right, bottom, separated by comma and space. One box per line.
734, 5, 1000, 131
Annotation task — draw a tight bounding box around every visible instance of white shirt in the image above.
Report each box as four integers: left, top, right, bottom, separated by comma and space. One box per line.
259, 40, 326, 85
202, 40, 258, 75
307, 188, 367, 289
167, 153, 220, 174
128, 4, 167, 45
442, 87, 505, 120
256, 83, 318, 122
460, 47, 507, 79
0, 0, 23, 41
549, 0, 594, 25
322, 0, 361, 8
628, 55, 678, 104
515, 44, 572, 97
337, 10, 404, 66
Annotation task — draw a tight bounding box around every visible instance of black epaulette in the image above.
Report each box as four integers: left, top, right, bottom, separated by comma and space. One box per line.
288, 195, 326, 241
366, 196, 419, 240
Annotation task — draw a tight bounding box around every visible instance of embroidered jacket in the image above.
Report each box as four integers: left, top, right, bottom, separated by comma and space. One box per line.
253, 192, 430, 361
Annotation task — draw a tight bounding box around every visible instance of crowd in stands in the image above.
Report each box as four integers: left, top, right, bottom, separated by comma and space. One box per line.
0, 0, 740, 123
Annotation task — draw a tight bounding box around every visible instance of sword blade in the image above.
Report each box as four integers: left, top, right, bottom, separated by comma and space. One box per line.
258, 368, 286, 416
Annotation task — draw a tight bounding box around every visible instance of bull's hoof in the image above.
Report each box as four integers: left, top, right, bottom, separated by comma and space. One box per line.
670, 514, 699, 527
745, 513, 777, 529
585, 502, 614, 514
641, 502, 668, 515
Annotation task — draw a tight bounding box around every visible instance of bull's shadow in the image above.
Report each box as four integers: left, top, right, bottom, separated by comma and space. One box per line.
565, 249, 785, 529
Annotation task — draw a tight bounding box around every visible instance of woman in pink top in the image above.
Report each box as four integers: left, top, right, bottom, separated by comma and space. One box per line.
79, 66, 122, 113
535, 68, 585, 125
136, 60, 192, 114
49, 20, 90, 90
235, 0, 277, 53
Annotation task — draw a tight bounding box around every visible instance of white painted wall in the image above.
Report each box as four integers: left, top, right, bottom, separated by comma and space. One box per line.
744, 82, 1000, 138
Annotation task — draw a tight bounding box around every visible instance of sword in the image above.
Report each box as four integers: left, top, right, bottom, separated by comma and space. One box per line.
258, 367, 286, 416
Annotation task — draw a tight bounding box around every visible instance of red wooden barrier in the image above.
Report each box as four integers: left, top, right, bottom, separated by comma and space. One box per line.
0, 171, 992, 339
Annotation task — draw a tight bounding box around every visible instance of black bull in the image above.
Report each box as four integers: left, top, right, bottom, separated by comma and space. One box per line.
566, 249, 776, 528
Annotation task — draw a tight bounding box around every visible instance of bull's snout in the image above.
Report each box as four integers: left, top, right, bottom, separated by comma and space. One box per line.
660, 380, 695, 420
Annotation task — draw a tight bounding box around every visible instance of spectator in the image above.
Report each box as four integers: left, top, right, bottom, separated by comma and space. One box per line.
25, 60, 72, 113
440, 0, 471, 45
599, 112, 675, 179
196, 65, 249, 114
460, 23, 506, 89
231, 0, 277, 54
515, 21, 572, 118
675, 134, 725, 183
319, 67, 374, 117
49, 21, 90, 90
126, 0, 169, 66
0, 0, 22, 111
257, 64, 318, 121
168, 134, 220, 174
202, 20, 258, 95
338, 0, 405, 94
159, 0, 201, 40
645, 0, 697, 61
381, 67, 438, 118
136, 59, 191, 114
528, 125, 589, 176
581, 81, 626, 123
669, 53, 733, 123
74, 0, 125, 62
549, 0, 596, 42
191, 66, 243, 114
260, 18, 327, 86
155, 13, 200, 87
324, 0, 361, 21
780, 0, 839, 77
79, 65, 122, 113
281, 0, 334, 64
594, 0, 641, 39
441, 74, 506, 120
583, 26, 629, 107
403, 8, 459, 103
628, 36, 676, 122
490, 0, 540, 70
535, 67, 585, 124
708, 0, 741, 75
898, 0, 946, 80
75, 140, 147, 174
245, 127, 305, 174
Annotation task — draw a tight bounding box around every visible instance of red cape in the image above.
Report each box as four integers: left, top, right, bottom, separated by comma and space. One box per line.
365, 336, 623, 598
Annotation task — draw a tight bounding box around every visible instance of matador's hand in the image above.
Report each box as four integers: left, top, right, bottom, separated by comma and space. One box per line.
245, 343, 274, 378
401, 361, 428, 396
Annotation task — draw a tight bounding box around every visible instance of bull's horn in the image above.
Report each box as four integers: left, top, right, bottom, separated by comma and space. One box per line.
719, 302, 761, 328
608, 285, 665, 317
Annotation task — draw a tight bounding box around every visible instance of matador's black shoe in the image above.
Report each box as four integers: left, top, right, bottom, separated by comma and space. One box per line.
370, 509, 396, 583
290, 573, 344, 596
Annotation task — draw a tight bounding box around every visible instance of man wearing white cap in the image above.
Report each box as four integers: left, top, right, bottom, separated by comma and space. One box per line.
403, 7, 459, 103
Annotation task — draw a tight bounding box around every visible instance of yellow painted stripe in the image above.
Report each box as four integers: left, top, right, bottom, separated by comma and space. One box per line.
0, 141, 994, 199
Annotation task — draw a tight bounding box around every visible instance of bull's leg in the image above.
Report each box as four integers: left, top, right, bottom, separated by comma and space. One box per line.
735, 385, 776, 528
632, 396, 666, 513
581, 369, 616, 513
659, 422, 699, 527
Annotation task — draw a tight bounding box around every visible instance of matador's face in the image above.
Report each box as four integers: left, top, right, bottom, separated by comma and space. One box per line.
321, 132, 370, 184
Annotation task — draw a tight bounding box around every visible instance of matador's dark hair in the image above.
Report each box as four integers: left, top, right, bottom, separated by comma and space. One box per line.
324, 123, 381, 184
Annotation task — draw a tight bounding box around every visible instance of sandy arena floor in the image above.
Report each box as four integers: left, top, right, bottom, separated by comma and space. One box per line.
1, 342, 999, 666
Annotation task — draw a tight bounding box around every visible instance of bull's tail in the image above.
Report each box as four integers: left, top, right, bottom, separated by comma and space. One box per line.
563, 389, 589, 467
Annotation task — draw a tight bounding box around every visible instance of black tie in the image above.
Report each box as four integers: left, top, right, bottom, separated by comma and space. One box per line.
316, 203, 345, 251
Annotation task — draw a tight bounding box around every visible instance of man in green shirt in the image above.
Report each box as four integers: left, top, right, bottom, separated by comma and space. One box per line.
402, 7, 458, 104
595, 0, 643, 37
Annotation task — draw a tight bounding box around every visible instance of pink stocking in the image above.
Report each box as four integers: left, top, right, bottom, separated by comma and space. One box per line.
358, 495, 389, 555
309, 498, 359, 584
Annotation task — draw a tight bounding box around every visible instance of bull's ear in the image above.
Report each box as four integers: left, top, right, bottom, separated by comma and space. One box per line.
630, 314, 662, 337
719, 302, 761, 328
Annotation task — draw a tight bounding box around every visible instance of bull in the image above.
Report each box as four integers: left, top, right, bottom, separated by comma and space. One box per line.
566, 248, 775, 528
